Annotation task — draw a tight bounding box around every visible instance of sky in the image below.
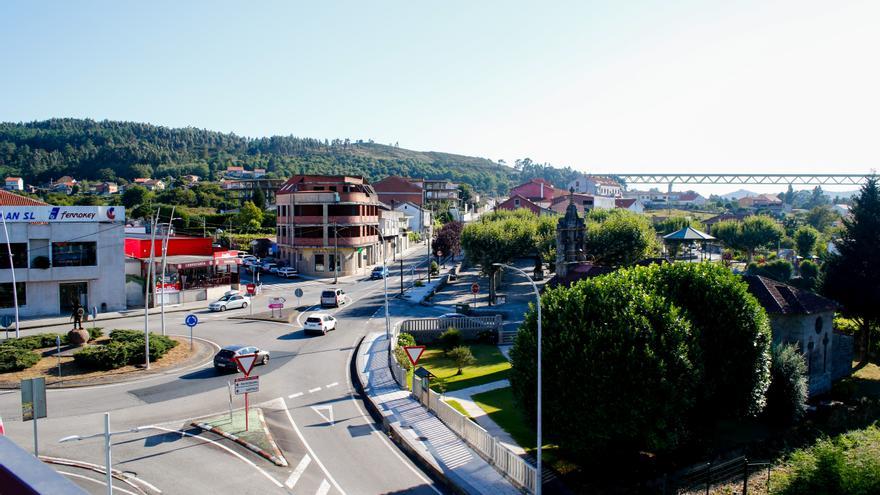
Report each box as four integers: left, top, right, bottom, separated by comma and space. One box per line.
2, 1, 878, 196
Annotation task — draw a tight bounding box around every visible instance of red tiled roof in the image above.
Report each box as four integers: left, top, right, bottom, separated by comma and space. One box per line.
615, 198, 637, 208
5, 177, 22, 181
0, 190, 48, 206
743, 275, 838, 315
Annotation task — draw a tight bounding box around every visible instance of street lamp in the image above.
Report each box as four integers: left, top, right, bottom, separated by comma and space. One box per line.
59, 412, 151, 495
368, 224, 391, 346
159, 207, 182, 337
493, 262, 542, 495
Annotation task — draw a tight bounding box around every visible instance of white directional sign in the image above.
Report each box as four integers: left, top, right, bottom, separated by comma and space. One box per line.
234, 376, 260, 395
233, 353, 259, 376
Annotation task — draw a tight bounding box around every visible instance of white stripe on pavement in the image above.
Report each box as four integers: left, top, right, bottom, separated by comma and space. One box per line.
56, 471, 140, 495
316, 479, 331, 495
285, 454, 312, 489
308, 387, 321, 393
288, 392, 303, 399
325, 382, 338, 389
277, 398, 347, 495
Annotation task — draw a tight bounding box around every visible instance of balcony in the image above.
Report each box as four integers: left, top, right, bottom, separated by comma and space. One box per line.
284, 215, 378, 225
289, 235, 378, 248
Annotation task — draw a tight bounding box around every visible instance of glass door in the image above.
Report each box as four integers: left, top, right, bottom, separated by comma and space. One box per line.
59, 282, 88, 314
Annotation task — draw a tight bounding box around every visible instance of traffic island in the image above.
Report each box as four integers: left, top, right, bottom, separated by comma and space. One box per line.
229, 307, 300, 323
192, 408, 288, 467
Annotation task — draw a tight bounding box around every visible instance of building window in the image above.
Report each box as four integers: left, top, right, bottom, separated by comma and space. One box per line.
514, 199, 520, 207
52, 242, 97, 267
815, 316, 823, 334
315, 254, 325, 272
0, 282, 25, 308
0, 243, 28, 269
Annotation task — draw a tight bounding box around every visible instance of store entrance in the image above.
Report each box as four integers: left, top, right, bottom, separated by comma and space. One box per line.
60, 282, 88, 314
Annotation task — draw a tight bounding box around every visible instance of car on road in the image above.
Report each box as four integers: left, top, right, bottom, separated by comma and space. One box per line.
213, 345, 270, 371
260, 262, 278, 273
370, 266, 389, 279
303, 313, 337, 334
276, 267, 298, 278
320, 288, 346, 307
208, 293, 250, 311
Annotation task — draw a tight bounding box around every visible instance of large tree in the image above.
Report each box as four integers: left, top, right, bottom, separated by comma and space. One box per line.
794, 226, 820, 257
822, 178, 880, 364
121, 185, 151, 210
584, 209, 658, 266
738, 215, 784, 262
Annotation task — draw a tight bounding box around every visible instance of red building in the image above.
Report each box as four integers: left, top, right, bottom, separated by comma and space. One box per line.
509, 178, 555, 205
275, 175, 384, 277
125, 235, 241, 292
495, 195, 552, 215
372, 176, 425, 207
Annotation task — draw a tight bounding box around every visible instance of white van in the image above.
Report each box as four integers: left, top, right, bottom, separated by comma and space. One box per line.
320, 289, 346, 308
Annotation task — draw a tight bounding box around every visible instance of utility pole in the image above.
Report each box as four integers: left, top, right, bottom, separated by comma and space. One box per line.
400, 258, 404, 296
333, 222, 339, 284
426, 216, 432, 283
143, 209, 159, 370
0, 209, 20, 338
160, 205, 176, 337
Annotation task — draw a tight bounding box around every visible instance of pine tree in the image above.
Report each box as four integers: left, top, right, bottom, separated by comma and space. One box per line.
822, 178, 880, 363
252, 186, 266, 210
784, 184, 795, 205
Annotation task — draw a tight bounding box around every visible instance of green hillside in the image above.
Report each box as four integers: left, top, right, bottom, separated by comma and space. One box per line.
0, 119, 526, 195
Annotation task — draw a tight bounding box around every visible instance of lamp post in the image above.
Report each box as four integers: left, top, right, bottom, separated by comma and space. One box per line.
0, 209, 20, 337
493, 262, 542, 495
159, 207, 181, 337
143, 209, 160, 370
59, 412, 151, 495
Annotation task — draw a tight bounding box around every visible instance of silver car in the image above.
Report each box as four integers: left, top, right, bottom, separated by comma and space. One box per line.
208, 293, 251, 311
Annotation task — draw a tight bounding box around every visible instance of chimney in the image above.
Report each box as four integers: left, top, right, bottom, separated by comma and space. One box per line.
540, 182, 544, 199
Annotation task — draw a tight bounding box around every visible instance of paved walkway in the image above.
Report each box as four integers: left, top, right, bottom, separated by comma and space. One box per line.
357, 332, 520, 495
444, 380, 524, 455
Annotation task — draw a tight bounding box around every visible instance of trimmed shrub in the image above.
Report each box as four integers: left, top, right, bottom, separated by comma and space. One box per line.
74, 331, 178, 370
449, 346, 476, 375
764, 344, 808, 425
0, 346, 41, 372
393, 347, 412, 371
397, 332, 417, 348
438, 328, 461, 356
748, 259, 794, 282
510, 273, 696, 465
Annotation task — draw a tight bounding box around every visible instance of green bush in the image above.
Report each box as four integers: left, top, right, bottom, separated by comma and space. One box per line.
393, 346, 413, 371
397, 332, 416, 348
748, 259, 794, 282
438, 328, 461, 356
771, 425, 880, 495
108, 329, 143, 343
430, 261, 439, 275
0, 346, 41, 372
74, 331, 177, 370
449, 346, 476, 375
510, 273, 696, 465
764, 344, 808, 425
73, 341, 132, 370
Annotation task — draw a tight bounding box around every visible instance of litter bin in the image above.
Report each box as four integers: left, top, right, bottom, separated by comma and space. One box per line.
494, 294, 507, 305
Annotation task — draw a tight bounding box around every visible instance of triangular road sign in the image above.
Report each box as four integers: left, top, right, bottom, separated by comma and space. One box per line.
403, 346, 426, 366
234, 353, 258, 376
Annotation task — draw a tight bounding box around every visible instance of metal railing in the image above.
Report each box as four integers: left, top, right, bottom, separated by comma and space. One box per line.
399, 315, 502, 342
669, 456, 771, 494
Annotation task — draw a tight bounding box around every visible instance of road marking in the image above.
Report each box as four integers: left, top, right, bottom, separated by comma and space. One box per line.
316, 479, 331, 495
146, 426, 283, 488
276, 397, 347, 495
325, 382, 338, 389
285, 454, 312, 489
311, 405, 334, 425
288, 392, 303, 399
56, 471, 139, 495
308, 387, 321, 393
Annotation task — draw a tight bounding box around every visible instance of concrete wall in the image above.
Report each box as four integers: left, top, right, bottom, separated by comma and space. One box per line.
769, 311, 837, 396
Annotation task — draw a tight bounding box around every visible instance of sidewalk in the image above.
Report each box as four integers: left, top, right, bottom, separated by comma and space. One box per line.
356, 331, 520, 495
5, 299, 212, 332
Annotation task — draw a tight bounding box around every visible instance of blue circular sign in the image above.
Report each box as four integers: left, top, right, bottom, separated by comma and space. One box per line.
185, 314, 199, 327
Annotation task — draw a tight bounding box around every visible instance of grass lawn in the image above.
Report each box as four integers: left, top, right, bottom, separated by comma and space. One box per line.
445, 398, 471, 417
421, 344, 510, 392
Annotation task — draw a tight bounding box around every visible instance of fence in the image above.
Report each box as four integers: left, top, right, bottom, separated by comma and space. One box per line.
417, 383, 537, 493
668, 455, 771, 494
399, 315, 502, 343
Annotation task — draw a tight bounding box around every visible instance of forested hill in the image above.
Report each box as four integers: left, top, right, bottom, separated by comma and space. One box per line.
0, 118, 571, 195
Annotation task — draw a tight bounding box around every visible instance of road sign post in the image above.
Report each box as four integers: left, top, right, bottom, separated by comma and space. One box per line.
21, 377, 47, 457
269, 297, 285, 318
403, 346, 426, 366
56, 336, 62, 385
91, 306, 98, 328
294, 288, 303, 309
233, 353, 259, 431
471, 282, 480, 307
184, 314, 199, 350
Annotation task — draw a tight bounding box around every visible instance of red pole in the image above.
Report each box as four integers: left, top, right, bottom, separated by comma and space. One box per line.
245, 392, 249, 431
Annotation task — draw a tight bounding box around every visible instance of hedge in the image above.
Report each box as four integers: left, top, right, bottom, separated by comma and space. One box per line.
2, 328, 103, 350
74, 330, 178, 370
0, 346, 41, 372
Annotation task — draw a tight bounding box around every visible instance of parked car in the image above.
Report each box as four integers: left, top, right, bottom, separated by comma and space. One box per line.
260, 263, 278, 273
276, 267, 298, 278
371, 266, 389, 279
208, 293, 251, 311
303, 313, 337, 334
213, 345, 270, 371
242, 256, 259, 266
320, 288, 346, 307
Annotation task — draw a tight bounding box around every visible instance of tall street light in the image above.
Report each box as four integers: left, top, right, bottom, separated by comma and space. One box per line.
159, 206, 181, 337
0, 209, 20, 337
59, 412, 151, 495
493, 262, 542, 495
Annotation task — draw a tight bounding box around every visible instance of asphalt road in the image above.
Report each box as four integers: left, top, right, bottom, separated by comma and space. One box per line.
0, 249, 447, 495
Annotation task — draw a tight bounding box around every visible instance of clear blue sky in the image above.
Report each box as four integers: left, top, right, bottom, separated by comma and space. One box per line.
2, 1, 877, 194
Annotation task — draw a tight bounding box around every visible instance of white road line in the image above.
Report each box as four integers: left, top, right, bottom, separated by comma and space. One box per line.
284, 454, 312, 489
288, 392, 304, 399
276, 397, 347, 495
56, 471, 139, 495
316, 479, 331, 495
325, 382, 338, 389
308, 387, 321, 393
344, 335, 442, 494
146, 426, 283, 488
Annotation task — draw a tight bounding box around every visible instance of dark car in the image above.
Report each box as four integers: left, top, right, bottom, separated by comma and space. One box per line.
371, 266, 389, 279
213, 345, 270, 372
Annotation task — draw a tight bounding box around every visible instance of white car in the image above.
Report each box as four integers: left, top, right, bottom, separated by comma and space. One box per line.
303, 314, 337, 335
276, 267, 298, 278
208, 293, 251, 312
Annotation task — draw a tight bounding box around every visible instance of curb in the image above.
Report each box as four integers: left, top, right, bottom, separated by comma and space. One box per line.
350, 335, 468, 495
11, 304, 210, 331
192, 418, 289, 467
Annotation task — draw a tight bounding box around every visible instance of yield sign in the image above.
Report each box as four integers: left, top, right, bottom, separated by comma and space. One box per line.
234, 353, 259, 376
403, 346, 426, 366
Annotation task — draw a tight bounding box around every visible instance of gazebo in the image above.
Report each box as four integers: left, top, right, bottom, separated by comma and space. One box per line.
663, 226, 716, 261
